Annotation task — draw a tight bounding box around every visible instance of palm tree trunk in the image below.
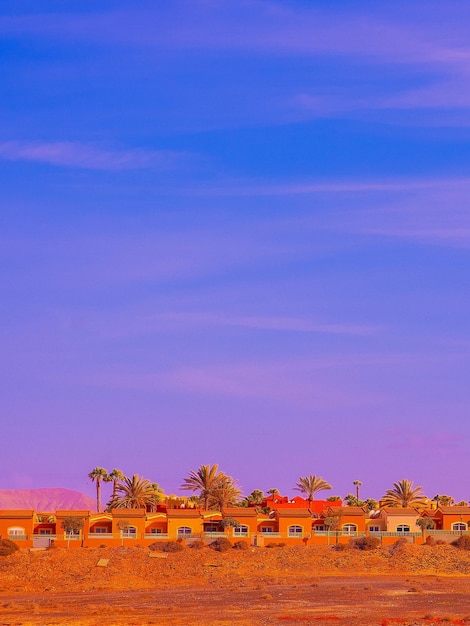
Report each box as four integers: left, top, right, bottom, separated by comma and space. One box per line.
96, 480, 101, 513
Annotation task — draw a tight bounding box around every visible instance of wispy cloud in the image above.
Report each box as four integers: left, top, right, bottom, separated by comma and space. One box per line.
87, 358, 387, 409
0, 3, 461, 66
151, 312, 378, 336
0, 141, 186, 171
185, 177, 466, 197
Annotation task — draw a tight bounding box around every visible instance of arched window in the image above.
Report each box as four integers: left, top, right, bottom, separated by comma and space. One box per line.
342, 524, 357, 535
233, 525, 249, 535
177, 526, 192, 535
396, 524, 410, 533
288, 525, 303, 536
452, 522, 467, 531
120, 526, 137, 538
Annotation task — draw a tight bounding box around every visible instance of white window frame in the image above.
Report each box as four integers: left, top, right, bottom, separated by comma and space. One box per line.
342, 524, 358, 535
396, 524, 410, 533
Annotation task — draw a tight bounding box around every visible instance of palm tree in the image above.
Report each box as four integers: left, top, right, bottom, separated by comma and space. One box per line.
433, 494, 455, 507
353, 480, 362, 500
109, 474, 162, 510
88, 467, 109, 513
149, 482, 164, 512
107, 468, 125, 500
244, 489, 264, 506
267, 488, 280, 495
181, 464, 225, 510
381, 479, 427, 508
294, 475, 332, 508
209, 475, 242, 511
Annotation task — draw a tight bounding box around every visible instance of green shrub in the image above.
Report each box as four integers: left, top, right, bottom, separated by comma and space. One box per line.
209, 538, 232, 552
350, 536, 380, 551
233, 540, 249, 550
149, 541, 184, 553
452, 535, 470, 550
0, 539, 19, 557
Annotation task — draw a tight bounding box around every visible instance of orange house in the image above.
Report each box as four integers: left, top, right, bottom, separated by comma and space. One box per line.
111, 508, 146, 544
0, 510, 35, 546
372, 507, 420, 534
222, 507, 258, 539
433, 506, 470, 532
55, 510, 90, 547
316, 506, 367, 535
167, 509, 204, 540
275, 508, 312, 544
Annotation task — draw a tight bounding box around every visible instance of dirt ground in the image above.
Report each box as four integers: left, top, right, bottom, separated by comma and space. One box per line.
1, 543, 470, 625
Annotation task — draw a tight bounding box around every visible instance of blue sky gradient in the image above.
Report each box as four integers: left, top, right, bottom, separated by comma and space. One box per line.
1, 1, 469, 502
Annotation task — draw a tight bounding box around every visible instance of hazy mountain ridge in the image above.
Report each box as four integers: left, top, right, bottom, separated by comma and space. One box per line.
0, 488, 95, 512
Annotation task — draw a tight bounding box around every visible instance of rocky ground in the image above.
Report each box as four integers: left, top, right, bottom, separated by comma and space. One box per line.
1, 543, 470, 625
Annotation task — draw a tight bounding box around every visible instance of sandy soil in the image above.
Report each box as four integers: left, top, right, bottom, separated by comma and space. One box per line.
1, 544, 470, 625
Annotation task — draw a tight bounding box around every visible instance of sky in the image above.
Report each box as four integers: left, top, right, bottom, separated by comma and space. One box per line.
1, 0, 470, 503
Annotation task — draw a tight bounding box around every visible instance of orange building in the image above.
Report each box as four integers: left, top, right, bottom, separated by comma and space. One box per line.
433, 506, 470, 532
0, 509, 35, 545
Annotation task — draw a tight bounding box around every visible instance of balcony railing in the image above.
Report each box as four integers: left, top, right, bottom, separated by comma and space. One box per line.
8, 534, 28, 541
313, 530, 366, 537
145, 533, 169, 540
369, 531, 421, 537
88, 533, 114, 539
427, 530, 470, 536
33, 534, 57, 540
203, 532, 226, 538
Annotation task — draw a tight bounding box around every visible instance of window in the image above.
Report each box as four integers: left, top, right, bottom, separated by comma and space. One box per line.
314, 525, 325, 532
39, 529, 52, 535
369, 526, 380, 533
452, 522, 467, 531
8, 527, 25, 536
396, 525, 410, 533
234, 525, 248, 534
342, 524, 357, 535
150, 527, 163, 534
288, 525, 302, 536
121, 526, 137, 537
177, 526, 192, 535
260, 527, 274, 533
93, 527, 109, 534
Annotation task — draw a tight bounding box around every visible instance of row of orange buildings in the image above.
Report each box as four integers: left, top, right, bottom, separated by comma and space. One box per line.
2, 496, 470, 549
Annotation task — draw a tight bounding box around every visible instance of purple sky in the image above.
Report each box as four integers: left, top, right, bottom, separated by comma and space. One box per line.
1, 1, 469, 503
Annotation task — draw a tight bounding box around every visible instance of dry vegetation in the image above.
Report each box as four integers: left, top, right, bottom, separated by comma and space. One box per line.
1, 543, 470, 624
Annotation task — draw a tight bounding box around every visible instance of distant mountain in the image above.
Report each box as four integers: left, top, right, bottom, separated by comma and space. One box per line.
0, 488, 96, 512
